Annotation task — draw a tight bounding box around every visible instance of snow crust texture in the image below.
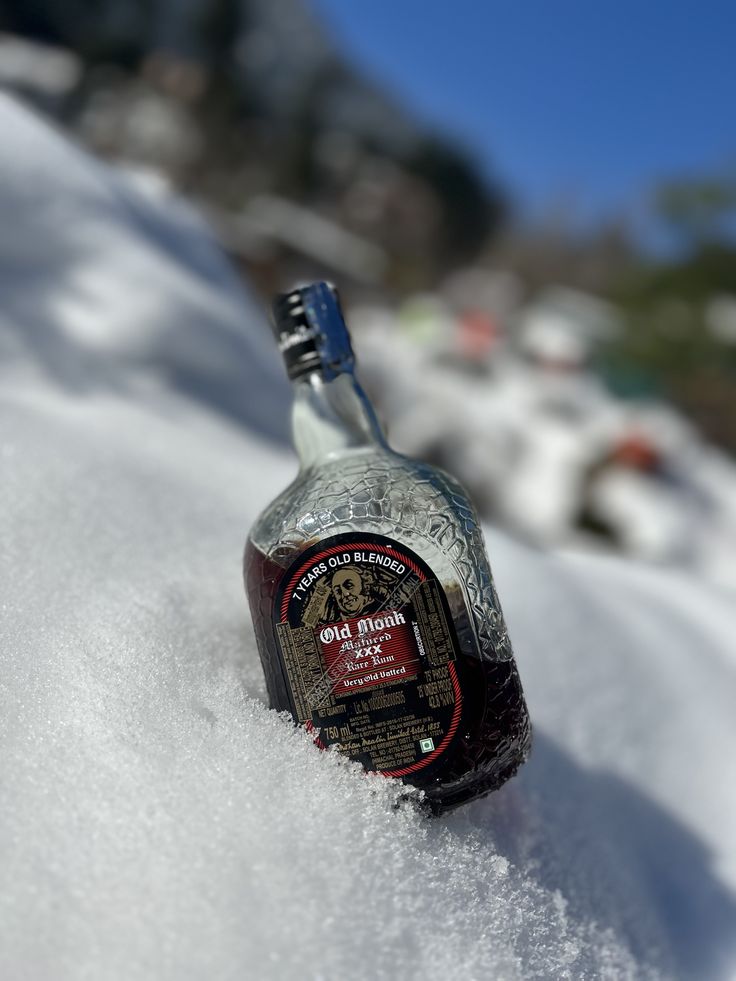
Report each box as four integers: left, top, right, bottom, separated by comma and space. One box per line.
1, 95, 736, 980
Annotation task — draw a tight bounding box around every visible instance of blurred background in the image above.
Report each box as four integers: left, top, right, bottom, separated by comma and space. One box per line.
2, 0, 735, 586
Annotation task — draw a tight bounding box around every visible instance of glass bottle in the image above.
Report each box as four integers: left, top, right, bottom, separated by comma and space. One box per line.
244, 282, 531, 813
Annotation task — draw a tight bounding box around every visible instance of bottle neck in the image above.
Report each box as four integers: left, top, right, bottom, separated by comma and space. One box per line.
291, 369, 388, 470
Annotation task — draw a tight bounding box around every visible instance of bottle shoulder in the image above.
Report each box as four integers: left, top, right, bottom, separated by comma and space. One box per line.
247, 449, 513, 664
248, 449, 479, 553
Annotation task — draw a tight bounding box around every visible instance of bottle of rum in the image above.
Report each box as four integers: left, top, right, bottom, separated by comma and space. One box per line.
245, 282, 531, 813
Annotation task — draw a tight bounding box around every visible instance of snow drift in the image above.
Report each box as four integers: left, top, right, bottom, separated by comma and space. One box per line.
1, 95, 736, 980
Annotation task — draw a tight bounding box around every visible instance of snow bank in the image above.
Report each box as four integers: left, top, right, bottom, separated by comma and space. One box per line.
1, 94, 736, 980
0, 93, 289, 442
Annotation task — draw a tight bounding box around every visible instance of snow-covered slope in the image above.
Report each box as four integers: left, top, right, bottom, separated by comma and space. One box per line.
1, 95, 735, 980
0, 93, 290, 443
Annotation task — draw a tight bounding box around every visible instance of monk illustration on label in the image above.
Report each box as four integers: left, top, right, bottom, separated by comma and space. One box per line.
330, 567, 384, 618
301, 559, 397, 627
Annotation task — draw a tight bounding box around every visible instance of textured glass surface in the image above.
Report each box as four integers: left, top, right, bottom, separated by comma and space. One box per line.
246, 446, 532, 812
250, 452, 511, 658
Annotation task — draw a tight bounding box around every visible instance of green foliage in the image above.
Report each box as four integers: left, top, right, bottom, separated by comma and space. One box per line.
655, 174, 736, 247
604, 240, 736, 451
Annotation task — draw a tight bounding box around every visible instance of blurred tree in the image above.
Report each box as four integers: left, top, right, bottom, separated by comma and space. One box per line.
605, 240, 736, 452
195, 0, 241, 63
0, 0, 505, 285
407, 135, 502, 270
655, 174, 736, 249
0, 0, 155, 66
187, 0, 254, 197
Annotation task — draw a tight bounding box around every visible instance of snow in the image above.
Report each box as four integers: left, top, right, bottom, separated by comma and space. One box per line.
1, 94, 736, 980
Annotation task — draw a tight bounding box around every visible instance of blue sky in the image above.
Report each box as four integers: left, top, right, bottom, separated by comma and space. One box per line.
309, 0, 735, 231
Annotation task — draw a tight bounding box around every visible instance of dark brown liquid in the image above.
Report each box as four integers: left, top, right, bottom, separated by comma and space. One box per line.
245, 539, 531, 813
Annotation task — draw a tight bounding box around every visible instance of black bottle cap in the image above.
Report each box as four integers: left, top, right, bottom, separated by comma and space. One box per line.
271, 281, 354, 380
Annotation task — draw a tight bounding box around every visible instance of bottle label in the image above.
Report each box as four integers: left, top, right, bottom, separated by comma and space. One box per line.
273, 533, 463, 777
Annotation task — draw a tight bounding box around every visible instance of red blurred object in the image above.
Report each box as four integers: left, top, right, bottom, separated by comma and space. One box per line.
457, 309, 501, 359
611, 433, 662, 472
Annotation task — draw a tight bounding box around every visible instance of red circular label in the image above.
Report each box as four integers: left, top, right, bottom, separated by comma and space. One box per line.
274, 533, 463, 777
